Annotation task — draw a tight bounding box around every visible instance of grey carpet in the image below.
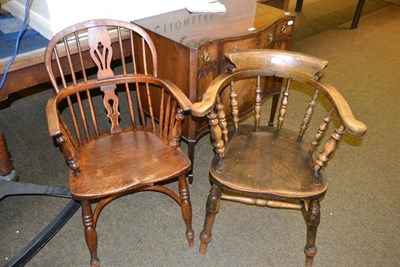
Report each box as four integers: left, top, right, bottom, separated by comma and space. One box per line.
0, 0, 399, 266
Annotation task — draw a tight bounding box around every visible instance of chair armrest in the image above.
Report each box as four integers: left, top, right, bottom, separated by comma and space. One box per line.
46, 94, 62, 137
317, 81, 367, 136
191, 73, 232, 117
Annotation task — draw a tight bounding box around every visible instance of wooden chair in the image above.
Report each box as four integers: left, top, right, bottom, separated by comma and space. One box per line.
44, 19, 194, 266
191, 49, 367, 266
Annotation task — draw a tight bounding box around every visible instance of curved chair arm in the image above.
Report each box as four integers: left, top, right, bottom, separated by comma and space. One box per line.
226, 49, 328, 79
191, 73, 231, 118
311, 79, 367, 136
48, 74, 192, 118
46, 95, 62, 137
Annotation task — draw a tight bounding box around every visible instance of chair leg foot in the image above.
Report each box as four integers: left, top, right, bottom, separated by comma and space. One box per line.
199, 241, 209, 255
90, 259, 100, 267
199, 184, 221, 255
305, 255, 315, 267
81, 201, 100, 267
304, 199, 320, 267
187, 230, 195, 248
178, 175, 194, 247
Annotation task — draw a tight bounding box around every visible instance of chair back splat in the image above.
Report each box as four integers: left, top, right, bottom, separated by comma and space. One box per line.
191, 49, 367, 267
45, 19, 194, 266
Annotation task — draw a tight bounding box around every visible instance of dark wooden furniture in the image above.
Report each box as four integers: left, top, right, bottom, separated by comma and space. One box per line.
45, 19, 194, 266
0, 48, 48, 101
295, 0, 366, 29
133, 0, 295, 181
191, 50, 367, 266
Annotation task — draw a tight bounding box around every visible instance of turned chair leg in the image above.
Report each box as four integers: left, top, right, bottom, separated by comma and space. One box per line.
81, 201, 100, 267
199, 184, 222, 254
178, 175, 194, 247
304, 199, 321, 267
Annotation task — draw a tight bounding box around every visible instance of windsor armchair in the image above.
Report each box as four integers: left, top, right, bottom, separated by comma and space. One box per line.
191, 50, 367, 266
44, 19, 194, 266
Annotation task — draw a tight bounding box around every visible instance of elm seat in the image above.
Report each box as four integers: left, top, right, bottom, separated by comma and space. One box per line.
191, 49, 367, 267
45, 19, 194, 267
72, 131, 191, 199
210, 127, 327, 199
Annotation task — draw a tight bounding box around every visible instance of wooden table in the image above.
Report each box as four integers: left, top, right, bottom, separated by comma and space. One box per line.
133, 0, 295, 180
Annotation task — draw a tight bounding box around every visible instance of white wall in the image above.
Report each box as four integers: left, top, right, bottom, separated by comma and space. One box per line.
1, 0, 186, 39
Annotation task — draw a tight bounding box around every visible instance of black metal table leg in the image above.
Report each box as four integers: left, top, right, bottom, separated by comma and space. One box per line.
351, 0, 366, 29
295, 0, 304, 12
295, 0, 365, 30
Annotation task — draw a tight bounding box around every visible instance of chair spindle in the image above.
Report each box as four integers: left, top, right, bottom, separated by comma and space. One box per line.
277, 78, 291, 132
117, 28, 137, 129
216, 96, 228, 142
53, 47, 66, 92
163, 95, 172, 139
74, 32, 88, 83
66, 96, 83, 145
75, 92, 90, 142
314, 124, 345, 172
169, 108, 184, 149
230, 81, 239, 131
145, 82, 156, 130
208, 110, 225, 158
255, 75, 262, 130
63, 37, 78, 86
130, 32, 147, 128
159, 88, 165, 136
298, 89, 319, 141
309, 108, 334, 155
168, 102, 177, 136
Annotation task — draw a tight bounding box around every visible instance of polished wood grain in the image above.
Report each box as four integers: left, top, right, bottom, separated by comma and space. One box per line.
134, 0, 295, 182
191, 50, 367, 266
45, 19, 194, 267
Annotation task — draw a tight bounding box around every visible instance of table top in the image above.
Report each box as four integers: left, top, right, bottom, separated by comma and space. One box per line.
133, 0, 293, 49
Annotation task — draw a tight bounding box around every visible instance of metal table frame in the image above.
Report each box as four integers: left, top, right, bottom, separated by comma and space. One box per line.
295, 0, 366, 29
1, 177, 80, 266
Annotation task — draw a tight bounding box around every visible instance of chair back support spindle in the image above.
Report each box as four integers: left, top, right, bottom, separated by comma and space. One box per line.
277, 78, 291, 132
314, 124, 345, 172
229, 81, 239, 131
254, 75, 263, 130
216, 96, 229, 142
298, 88, 319, 141
309, 108, 334, 155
